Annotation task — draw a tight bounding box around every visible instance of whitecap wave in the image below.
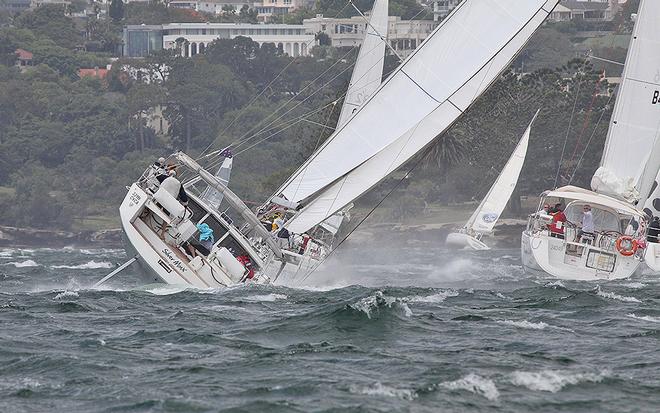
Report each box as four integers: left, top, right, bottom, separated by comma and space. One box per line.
51, 261, 113, 270
244, 294, 288, 302
546, 280, 565, 288
440, 373, 499, 401
407, 290, 458, 303
627, 313, 660, 323
54, 291, 79, 300
4, 259, 39, 268
621, 282, 645, 289
350, 291, 412, 319
349, 382, 416, 400
596, 286, 641, 303
496, 320, 548, 330
510, 370, 606, 392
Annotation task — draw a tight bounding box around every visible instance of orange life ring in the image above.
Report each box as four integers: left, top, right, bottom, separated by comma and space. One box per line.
615, 236, 638, 256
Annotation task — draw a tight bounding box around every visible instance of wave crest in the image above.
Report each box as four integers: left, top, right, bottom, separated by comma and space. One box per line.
510, 370, 606, 392
349, 382, 416, 400
440, 373, 499, 401
51, 261, 113, 270
348, 291, 412, 319
595, 286, 641, 303
4, 260, 39, 268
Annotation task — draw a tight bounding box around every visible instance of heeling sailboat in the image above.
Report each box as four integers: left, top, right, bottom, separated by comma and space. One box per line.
114, 0, 391, 287
521, 0, 659, 281
274, 0, 560, 237
116, 0, 560, 288
446, 111, 538, 251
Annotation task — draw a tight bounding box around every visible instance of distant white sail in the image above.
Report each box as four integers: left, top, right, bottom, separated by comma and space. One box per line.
466, 112, 536, 234
284, 1, 558, 234
200, 156, 233, 210
592, 0, 660, 203
273, 0, 559, 207
335, 0, 389, 129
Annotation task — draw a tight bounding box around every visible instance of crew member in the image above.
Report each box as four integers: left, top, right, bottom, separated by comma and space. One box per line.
549, 203, 567, 239
578, 204, 595, 242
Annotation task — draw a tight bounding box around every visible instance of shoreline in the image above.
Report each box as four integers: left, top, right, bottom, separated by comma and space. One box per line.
0, 225, 123, 249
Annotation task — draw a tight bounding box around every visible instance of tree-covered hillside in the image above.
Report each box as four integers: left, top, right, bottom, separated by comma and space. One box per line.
0, 2, 639, 231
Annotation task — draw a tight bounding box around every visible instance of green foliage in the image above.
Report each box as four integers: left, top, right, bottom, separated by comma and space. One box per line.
15, 5, 80, 49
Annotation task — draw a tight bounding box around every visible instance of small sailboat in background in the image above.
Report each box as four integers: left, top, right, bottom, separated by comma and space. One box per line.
446, 111, 537, 250
521, 0, 660, 280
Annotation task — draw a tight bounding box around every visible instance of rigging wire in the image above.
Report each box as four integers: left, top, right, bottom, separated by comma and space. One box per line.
567, 87, 617, 185
553, 56, 591, 189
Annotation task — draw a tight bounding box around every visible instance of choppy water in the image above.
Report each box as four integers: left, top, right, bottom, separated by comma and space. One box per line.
1, 243, 659, 412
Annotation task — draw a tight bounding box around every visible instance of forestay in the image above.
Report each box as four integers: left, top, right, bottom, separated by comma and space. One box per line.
466, 112, 536, 234
273, 0, 559, 207
335, 0, 389, 129
284, 1, 558, 234
593, 0, 660, 203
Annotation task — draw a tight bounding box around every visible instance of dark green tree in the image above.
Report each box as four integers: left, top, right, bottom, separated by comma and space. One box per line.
109, 0, 125, 22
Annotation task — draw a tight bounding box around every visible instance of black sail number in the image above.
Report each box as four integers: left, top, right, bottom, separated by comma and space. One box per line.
653, 90, 660, 104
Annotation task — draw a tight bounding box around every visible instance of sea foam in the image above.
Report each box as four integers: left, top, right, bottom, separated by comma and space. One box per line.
510, 370, 606, 392
596, 286, 641, 303
496, 319, 548, 330
4, 260, 39, 268
349, 382, 416, 400
440, 373, 500, 401
51, 261, 113, 270
244, 294, 288, 302
627, 313, 660, 323
407, 290, 459, 303
349, 291, 412, 319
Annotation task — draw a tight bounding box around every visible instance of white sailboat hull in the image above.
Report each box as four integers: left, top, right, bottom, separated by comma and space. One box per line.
643, 243, 660, 272
521, 230, 640, 280
445, 232, 490, 250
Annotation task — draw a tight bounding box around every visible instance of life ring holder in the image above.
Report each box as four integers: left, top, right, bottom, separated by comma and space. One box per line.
615, 236, 638, 257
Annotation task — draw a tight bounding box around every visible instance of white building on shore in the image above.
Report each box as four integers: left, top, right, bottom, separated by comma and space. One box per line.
303, 14, 436, 58
123, 23, 315, 57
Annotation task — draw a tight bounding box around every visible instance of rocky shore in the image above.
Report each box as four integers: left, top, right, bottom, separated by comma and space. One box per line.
0, 225, 123, 248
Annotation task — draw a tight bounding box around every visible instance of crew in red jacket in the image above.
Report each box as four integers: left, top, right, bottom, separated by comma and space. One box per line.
549, 203, 567, 239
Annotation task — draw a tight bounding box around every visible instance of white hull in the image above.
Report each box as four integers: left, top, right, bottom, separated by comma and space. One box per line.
643, 242, 660, 273
445, 232, 490, 250
521, 230, 640, 280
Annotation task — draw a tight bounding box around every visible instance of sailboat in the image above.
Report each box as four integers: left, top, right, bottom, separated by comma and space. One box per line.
521, 0, 659, 280
446, 111, 537, 250
116, 0, 559, 288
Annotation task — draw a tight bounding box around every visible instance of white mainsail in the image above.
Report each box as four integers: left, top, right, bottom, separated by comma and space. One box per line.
592, 0, 660, 203
272, 0, 559, 207
284, 1, 558, 234
465, 111, 536, 234
335, 0, 389, 130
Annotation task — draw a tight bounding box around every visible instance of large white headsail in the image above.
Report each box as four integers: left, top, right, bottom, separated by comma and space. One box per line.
467, 112, 536, 234
592, 0, 660, 203
284, 1, 558, 234
273, 0, 560, 206
335, 0, 389, 129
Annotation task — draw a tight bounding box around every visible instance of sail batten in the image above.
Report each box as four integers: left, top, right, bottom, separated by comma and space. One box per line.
284, 2, 557, 234
273, 0, 559, 207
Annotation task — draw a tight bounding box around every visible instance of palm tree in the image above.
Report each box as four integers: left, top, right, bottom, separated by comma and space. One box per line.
422, 133, 467, 182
